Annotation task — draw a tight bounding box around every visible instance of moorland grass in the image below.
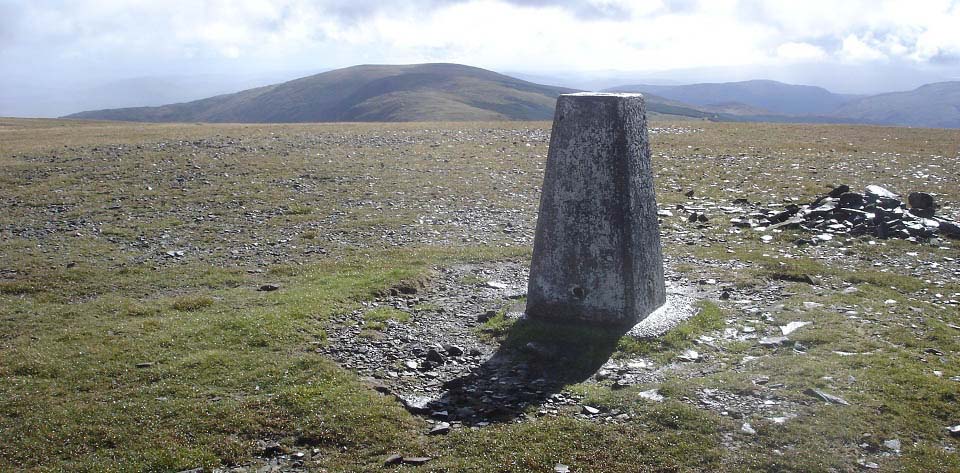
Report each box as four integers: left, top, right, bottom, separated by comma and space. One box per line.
1, 118, 958, 471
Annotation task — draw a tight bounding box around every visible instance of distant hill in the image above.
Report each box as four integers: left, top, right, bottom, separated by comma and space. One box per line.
831, 82, 960, 128
66, 64, 565, 122
63, 64, 724, 123
605, 80, 859, 116
64, 65, 960, 128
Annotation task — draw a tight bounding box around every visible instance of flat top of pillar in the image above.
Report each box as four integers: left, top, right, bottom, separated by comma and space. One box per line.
562, 92, 644, 98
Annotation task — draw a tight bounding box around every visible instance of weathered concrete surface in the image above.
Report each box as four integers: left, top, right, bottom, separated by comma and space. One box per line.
526, 93, 666, 326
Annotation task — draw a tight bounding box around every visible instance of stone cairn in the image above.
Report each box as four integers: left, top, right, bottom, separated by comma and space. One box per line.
527, 93, 666, 326
720, 185, 960, 242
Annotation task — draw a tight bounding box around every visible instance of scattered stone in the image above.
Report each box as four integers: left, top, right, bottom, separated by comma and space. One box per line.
554, 463, 571, 473
582, 405, 601, 415
759, 336, 789, 347
949, 425, 960, 437
478, 310, 497, 322
908, 192, 935, 216
135, 362, 154, 368
428, 422, 451, 435
741, 423, 756, 435
397, 395, 432, 414
802, 302, 823, 310
828, 185, 850, 197
260, 441, 283, 457
523, 341, 555, 358
865, 185, 899, 200
258, 283, 281, 292
176, 469, 203, 473
779, 321, 811, 336
639, 389, 664, 402
445, 345, 464, 357
677, 349, 700, 362
383, 454, 403, 466
805, 388, 850, 406
883, 438, 901, 453
481, 281, 508, 290
426, 349, 445, 364
767, 414, 796, 424
858, 459, 880, 469
402, 457, 432, 466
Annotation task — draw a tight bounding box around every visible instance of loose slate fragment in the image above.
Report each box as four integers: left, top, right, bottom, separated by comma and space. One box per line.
883, 438, 901, 453
759, 336, 789, 347
865, 185, 899, 199
805, 388, 850, 405
780, 321, 811, 336
639, 389, 664, 402
428, 422, 451, 435
677, 349, 700, 362
481, 280, 508, 290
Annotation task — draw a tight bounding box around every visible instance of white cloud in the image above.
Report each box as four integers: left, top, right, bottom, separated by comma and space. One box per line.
839, 34, 888, 62
776, 42, 827, 61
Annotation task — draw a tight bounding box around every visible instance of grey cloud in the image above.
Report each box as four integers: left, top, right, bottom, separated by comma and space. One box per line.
929, 51, 960, 65
0, 2, 25, 47
316, 0, 632, 21
316, 0, 453, 22
499, 0, 631, 19
659, 0, 699, 14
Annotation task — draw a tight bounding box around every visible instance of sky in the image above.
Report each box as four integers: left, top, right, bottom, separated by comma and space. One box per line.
3, 0, 960, 117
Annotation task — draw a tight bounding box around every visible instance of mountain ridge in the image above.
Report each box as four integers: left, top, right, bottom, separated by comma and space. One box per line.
604, 79, 860, 116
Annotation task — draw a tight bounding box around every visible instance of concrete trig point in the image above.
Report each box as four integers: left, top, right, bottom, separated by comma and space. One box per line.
526, 93, 666, 326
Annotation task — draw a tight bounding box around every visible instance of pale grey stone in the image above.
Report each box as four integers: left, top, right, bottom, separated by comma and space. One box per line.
527, 93, 665, 325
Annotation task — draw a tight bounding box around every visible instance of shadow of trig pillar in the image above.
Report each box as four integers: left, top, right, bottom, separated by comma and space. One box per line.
526, 93, 666, 326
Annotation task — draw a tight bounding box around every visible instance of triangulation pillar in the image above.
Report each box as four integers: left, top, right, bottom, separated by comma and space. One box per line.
526, 93, 665, 326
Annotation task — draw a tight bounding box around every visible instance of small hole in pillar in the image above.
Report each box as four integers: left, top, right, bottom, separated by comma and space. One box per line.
571, 286, 587, 299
